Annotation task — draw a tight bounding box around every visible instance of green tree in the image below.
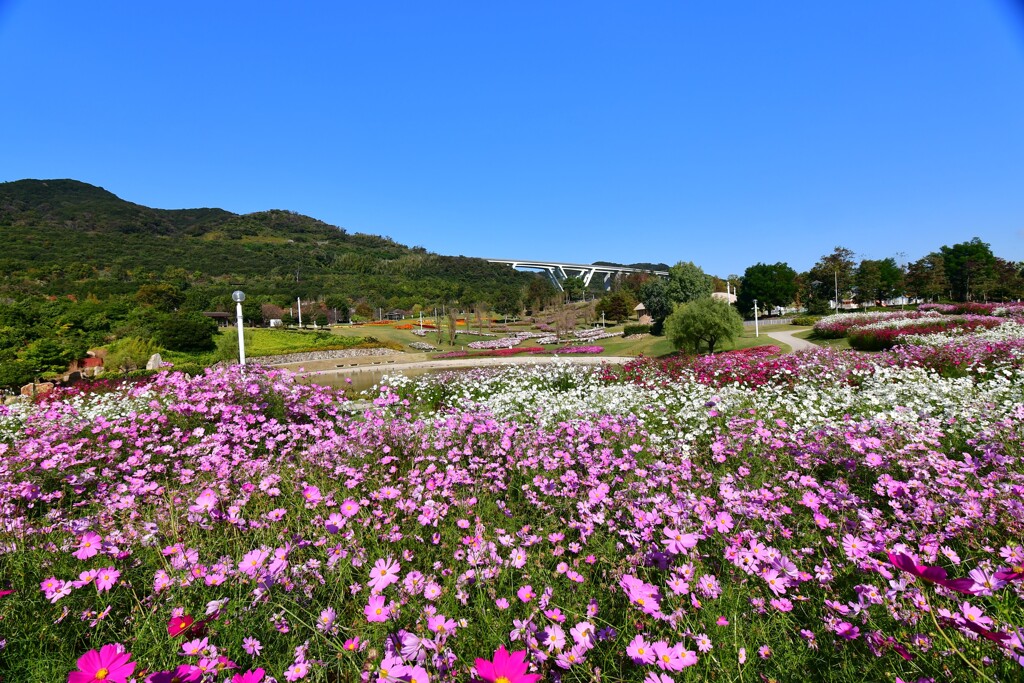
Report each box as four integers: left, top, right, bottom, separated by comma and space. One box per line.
135, 284, 184, 312
639, 278, 673, 334
664, 297, 744, 354
595, 290, 636, 322
562, 277, 586, 301
20, 337, 74, 376
940, 238, 996, 301
667, 261, 713, 304
155, 312, 218, 352
905, 253, 948, 302
853, 260, 883, 306
737, 262, 797, 317
807, 246, 856, 309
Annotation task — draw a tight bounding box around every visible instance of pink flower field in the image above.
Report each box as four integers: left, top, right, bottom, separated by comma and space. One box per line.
0, 328, 1023, 682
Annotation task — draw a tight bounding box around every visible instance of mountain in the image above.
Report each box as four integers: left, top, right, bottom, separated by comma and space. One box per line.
0, 179, 533, 307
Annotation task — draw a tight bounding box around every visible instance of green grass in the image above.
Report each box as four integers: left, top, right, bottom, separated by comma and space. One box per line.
328, 320, 796, 359
793, 328, 853, 350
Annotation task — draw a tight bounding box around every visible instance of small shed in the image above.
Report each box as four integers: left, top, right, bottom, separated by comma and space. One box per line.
633, 303, 646, 320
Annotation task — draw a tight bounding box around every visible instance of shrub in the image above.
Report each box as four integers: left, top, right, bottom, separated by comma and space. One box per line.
792, 315, 821, 326
622, 324, 651, 336
105, 337, 159, 372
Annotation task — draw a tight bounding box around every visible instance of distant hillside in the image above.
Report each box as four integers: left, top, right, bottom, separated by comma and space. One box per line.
592, 260, 671, 271
0, 179, 533, 307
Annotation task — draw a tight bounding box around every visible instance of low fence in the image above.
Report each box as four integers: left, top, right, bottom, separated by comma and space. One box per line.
743, 317, 793, 327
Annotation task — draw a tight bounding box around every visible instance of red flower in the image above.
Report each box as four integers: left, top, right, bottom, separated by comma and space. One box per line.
474, 646, 541, 683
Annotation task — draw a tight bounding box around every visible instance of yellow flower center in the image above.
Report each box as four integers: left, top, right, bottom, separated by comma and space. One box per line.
375, 608, 382, 615
638, 648, 645, 655
496, 677, 511, 683
95, 669, 109, 680
662, 655, 671, 663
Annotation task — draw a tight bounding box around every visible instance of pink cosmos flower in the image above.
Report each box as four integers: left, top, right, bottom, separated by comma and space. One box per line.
94, 567, 120, 592
643, 674, 675, 683
188, 489, 218, 515
886, 553, 977, 594
301, 485, 322, 507
242, 638, 262, 656
232, 670, 265, 683
145, 664, 202, 682
68, 644, 135, 683
74, 532, 103, 561
343, 637, 360, 652
181, 637, 208, 656
367, 557, 400, 593
960, 601, 993, 627
651, 641, 696, 671
662, 527, 700, 555
404, 665, 430, 683
364, 594, 390, 622
627, 635, 656, 664
283, 661, 308, 681
517, 585, 535, 603
340, 499, 360, 517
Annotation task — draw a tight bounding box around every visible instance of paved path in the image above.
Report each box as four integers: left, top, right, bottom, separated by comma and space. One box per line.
272, 354, 635, 376
765, 329, 817, 352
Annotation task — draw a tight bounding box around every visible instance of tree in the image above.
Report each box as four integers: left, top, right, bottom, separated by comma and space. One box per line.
20, 337, 74, 377
562, 277, 586, 301
135, 284, 184, 312
525, 276, 557, 313
664, 297, 744, 354
806, 247, 856, 309
155, 312, 218, 352
940, 238, 996, 301
639, 278, 674, 334
853, 260, 883, 306
491, 287, 522, 318
595, 290, 637, 322
905, 253, 947, 302
736, 263, 797, 317
667, 261, 712, 305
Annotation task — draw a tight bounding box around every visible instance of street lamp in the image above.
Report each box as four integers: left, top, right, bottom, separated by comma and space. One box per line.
753, 298, 759, 338
231, 290, 246, 366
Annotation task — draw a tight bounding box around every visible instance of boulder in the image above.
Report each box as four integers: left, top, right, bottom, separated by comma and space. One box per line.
146, 353, 163, 370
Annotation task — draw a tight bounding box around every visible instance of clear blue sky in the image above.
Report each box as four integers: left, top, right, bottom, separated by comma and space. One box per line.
2, 1, 1023, 277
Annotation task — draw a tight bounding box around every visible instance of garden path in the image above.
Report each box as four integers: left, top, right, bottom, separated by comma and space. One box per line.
765, 329, 817, 352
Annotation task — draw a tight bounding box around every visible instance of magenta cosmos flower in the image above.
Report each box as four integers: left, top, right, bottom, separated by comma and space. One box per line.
474, 646, 541, 683
886, 553, 976, 594
68, 644, 135, 683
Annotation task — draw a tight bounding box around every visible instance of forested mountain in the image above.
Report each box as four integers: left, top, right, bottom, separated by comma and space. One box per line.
0, 179, 534, 308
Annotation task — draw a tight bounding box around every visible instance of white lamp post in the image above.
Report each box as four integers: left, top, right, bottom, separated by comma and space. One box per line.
232, 290, 247, 365
753, 298, 759, 338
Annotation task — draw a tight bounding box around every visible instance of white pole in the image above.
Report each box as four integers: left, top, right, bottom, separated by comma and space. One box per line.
297, 297, 302, 328
834, 270, 839, 311
419, 311, 423, 331
236, 301, 246, 365
753, 299, 759, 338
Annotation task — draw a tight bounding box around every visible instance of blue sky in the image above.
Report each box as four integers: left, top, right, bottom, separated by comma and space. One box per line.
1, 1, 1023, 277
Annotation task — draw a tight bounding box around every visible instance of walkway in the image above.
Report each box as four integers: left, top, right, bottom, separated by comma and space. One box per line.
765, 329, 817, 352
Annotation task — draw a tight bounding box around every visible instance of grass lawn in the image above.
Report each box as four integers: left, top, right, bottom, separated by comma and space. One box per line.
793, 328, 853, 350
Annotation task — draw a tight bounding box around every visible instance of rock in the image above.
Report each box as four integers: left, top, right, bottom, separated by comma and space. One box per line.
146, 353, 163, 370
20, 382, 54, 397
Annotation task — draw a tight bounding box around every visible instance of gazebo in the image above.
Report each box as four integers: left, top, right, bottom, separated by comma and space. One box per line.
633, 303, 646, 320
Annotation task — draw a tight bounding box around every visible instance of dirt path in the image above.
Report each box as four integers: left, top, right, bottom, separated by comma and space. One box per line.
765, 329, 817, 352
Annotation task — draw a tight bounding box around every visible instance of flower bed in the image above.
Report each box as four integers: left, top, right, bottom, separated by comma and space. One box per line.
846, 315, 1006, 351
2, 331, 1023, 682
